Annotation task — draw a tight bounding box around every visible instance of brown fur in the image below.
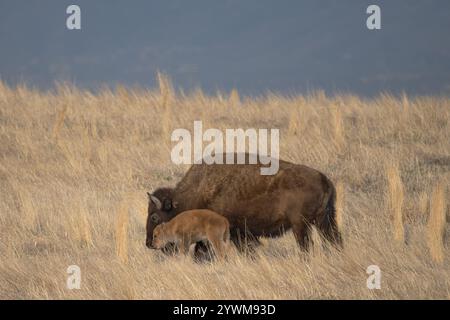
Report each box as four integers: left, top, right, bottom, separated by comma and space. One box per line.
146, 153, 342, 254
151, 209, 230, 260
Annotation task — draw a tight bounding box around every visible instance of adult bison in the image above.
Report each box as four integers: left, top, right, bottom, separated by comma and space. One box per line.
146, 153, 342, 255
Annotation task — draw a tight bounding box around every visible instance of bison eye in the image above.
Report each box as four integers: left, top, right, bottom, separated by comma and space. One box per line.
162, 199, 172, 211
150, 213, 160, 223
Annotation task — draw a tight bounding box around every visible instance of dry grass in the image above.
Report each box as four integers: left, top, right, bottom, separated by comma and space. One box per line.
427, 183, 447, 264
0, 78, 449, 299
115, 197, 130, 265
386, 163, 405, 244
335, 181, 345, 231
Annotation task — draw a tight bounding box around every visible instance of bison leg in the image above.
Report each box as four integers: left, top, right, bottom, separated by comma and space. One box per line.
193, 241, 214, 263
292, 220, 312, 251
318, 216, 343, 248
316, 210, 343, 249
230, 229, 260, 255
161, 242, 179, 256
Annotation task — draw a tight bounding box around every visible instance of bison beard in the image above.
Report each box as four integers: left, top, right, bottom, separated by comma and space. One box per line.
146, 153, 342, 259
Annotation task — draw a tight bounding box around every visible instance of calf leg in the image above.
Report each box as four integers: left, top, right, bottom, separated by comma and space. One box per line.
180, 238, 191, 256
209, 238, 225, 261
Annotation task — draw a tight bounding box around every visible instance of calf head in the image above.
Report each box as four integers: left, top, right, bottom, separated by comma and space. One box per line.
145, 187, 177, 249
151, 223, 169, 249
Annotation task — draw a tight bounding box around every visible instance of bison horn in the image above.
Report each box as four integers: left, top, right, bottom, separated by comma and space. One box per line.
150, 195, 162, 210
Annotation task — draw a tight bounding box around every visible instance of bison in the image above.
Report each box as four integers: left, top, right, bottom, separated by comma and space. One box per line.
146, 153, 342, 257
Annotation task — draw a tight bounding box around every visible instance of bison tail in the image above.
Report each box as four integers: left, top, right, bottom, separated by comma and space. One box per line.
317, 180, 343, 248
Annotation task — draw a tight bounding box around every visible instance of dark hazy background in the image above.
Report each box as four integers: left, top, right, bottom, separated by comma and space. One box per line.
1, 0, 450, 96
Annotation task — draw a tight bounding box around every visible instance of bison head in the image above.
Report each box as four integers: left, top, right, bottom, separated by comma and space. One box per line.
145, 188, 177, 249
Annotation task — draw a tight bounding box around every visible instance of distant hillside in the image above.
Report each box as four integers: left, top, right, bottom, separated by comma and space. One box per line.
0, 0, 449, 96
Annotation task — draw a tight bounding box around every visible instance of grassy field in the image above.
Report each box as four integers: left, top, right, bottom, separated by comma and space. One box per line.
0, 75, 449, 299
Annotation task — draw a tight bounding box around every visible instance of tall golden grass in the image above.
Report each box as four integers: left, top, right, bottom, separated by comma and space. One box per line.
0, 77, 449, 299
427, 183, 447, 264
115, 198, 130, 265
386, 163, 405, 244
335, 181, 345, 231
158, 72, 174, 141
331, 105, 345, 151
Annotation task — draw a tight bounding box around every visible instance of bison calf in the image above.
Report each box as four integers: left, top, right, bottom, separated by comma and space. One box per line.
151, 209, 230, 260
